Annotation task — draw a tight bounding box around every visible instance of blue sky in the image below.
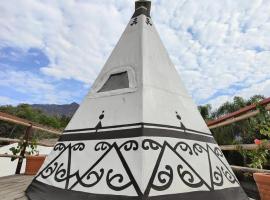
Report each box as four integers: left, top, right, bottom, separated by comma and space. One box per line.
0, 0, 270, 108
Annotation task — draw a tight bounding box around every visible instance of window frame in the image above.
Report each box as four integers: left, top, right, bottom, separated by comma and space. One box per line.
97, 71, 129, 93
89, 66, 137, 98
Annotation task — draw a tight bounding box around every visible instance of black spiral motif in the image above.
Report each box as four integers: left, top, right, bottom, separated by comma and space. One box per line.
106, 169, 132, 191
38, 142, 86, 183
54, 143, 67, 151
174, 142, 193, 155
54, 163, 68, 182
71, 143, 85, 151
78, 169, 105, 187
119, 140, 138, 151
152, 165, 173, 191
142, 139, 162, 150
193, 143, 207, 156
40, 162, 58, 179
213, 147, 224, 158
177, 165, 204, 188
221, 166, 237, 184
37, 139, 238, 192
95, 142, 112, 151
213, 166, 223, 186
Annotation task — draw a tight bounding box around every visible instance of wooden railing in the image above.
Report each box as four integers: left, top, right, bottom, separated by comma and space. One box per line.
207, 97, 270, 129
208, 105, 270, 129
221, 142, 270, 175
0, 112, 61, 174
220, 142, 270, 151
0, 111, 61, 135
0, 153, 23, 158
1, 97, 270, 175
0, 137, 54, 147
231, 165, 270, 174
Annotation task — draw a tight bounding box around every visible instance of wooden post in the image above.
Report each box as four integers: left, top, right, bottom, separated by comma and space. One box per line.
15, 124, 32, 174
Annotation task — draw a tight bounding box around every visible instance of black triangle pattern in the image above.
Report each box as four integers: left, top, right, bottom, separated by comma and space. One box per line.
34, 139, 239, 197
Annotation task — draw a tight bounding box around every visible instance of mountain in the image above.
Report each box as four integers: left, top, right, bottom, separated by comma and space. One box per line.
31, 102, 79, 117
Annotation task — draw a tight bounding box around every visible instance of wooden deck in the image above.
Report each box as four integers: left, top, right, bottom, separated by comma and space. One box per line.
0, 175, 33, 200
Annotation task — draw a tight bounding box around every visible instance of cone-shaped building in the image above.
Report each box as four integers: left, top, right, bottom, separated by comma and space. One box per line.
26, 1, 248, 199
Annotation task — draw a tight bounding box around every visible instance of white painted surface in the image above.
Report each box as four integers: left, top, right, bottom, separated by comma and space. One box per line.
0, 143, 52, 177
65, 14, 210, 134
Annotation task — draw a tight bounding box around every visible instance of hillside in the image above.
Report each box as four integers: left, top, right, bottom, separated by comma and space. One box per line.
31, 102, 79, 117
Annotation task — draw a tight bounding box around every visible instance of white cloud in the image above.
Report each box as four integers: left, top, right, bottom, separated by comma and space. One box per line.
0, 70, 80, 104
0, 0, 133, 84
237, 79, 270, 100
0, 96, 20, 105
153, 0, 270, 105
0, 0, 270, 107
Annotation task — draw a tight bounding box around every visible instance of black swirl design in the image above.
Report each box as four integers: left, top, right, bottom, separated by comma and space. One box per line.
174, 142, 193, 155
37, 139, 239, 195
193, 143, 207, 156
40, 162, 58, 179
221, 167, 237, 184
78, 169, 104, 187
177, 164, 204, 188
152, 165, 173, 191
214, 147, 224, 157
119, 140, 138, 151
54, 163, 68, 182
95, 142, 112, 151
71, 143, 85, 151
54, 143, 66, 151
142, 139, 162, 150
106, 169, 133, 191
213, 166, 223, 186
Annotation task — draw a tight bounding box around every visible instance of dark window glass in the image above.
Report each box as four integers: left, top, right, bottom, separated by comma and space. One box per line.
98, 71, 129, 92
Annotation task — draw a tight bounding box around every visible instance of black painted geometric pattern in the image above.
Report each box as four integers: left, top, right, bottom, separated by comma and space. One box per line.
146, 17, 152, 26
35, 138, 239, 197
130, 18, 138, 26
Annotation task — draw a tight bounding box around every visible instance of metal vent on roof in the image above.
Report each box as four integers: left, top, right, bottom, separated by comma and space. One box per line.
98, 71, 129, 93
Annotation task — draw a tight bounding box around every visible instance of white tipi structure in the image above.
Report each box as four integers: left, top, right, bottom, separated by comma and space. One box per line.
26, 1, 248, 199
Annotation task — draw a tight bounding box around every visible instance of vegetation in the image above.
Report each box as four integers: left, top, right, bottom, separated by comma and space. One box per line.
9, 138, 38, 161
199, 94, 270, 169
0, 104, 71, 139
198, 95, 270, 145
237, 139, 269, 169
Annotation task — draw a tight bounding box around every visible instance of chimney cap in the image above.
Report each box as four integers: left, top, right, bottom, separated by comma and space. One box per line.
132, 0, 151, 18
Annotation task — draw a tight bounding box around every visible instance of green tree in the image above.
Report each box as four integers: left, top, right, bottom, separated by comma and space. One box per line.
198, 95, 269, 145
198, 104, 213, 120
0, 104, 71, 139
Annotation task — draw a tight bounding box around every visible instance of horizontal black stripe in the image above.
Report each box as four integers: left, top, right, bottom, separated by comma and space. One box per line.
60, 127, 143, 141
59, 127, 215, 144
26, 180, 248, 200
63, 123, 142, 133
142, 122, 211, 136
63, 122, 211, 136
